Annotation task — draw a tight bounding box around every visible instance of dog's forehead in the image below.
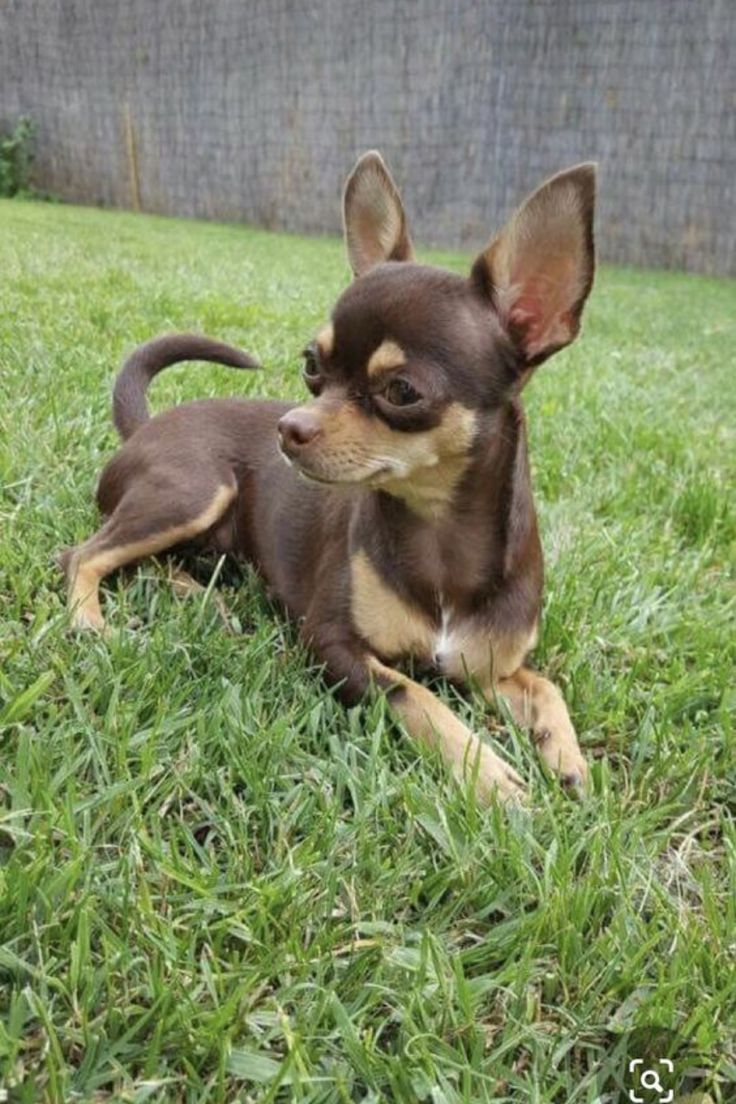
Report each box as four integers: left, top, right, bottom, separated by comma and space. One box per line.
330, 263, 485, 364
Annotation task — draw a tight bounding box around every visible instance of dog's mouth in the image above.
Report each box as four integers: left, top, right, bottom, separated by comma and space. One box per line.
278, 446, 394, 487
296, 464, 393, 487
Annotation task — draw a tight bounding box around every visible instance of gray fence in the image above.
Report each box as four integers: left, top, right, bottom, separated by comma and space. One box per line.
1, 0, 734, 275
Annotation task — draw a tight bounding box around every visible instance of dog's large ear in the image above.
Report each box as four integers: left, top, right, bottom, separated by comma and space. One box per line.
473, 164, 596, 368
343, 151, 414, 277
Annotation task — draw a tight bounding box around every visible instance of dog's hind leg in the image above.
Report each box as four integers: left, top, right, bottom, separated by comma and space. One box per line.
61, 478, 237, 632
167, 564, 233, 630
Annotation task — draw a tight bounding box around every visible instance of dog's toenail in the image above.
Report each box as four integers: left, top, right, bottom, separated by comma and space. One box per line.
533, 727, 552, 746
561, 771, 582, 788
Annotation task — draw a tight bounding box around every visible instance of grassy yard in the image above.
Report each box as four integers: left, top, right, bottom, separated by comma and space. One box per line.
0, 198, 734, 1104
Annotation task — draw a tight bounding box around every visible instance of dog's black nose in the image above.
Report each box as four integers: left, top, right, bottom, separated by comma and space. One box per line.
278, 409, 322, 453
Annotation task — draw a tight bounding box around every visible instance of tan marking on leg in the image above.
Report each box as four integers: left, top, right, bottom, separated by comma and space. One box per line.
168, 566, 205, 599
366, 339, 406, 377
368, 657, 526, 804
168, 565, 232, 631
351, 550, 434, 661
496, 666, 588, 788
67, 551, 107, 632
315, 323, 334, 358
67, 484, 236, 632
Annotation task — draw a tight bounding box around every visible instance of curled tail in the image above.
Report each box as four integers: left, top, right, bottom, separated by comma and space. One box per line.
113, 333, 260, 440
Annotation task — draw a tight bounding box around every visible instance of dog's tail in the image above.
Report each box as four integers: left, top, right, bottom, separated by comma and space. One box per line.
112, 333, 260, 441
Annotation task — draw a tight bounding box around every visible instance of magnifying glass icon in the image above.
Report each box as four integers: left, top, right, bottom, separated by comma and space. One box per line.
640, 1069, 664, 1094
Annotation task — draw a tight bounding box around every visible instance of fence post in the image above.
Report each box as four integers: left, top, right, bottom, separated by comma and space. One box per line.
123, 101, 142, 213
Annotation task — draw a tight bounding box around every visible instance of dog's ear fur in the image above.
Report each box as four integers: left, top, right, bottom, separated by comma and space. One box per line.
343, 151, 415, 277
473, 164, 596, 368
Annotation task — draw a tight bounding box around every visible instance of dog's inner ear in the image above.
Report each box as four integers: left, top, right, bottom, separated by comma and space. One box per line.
474, 163, 596, 367
343, 151, 414, 277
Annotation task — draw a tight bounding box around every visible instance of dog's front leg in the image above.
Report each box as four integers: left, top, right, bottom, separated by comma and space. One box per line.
495, 667, 589, 790
368, 658, 526, 804
306, 623, 525, 803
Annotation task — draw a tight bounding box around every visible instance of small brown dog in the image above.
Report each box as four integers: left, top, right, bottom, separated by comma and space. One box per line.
62, 151, 596, 803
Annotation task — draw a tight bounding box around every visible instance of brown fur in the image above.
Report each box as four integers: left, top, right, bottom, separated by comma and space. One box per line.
61, 151, 597, 802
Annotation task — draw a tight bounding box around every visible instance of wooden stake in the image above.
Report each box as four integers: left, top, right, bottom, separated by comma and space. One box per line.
123, 101, 142, 212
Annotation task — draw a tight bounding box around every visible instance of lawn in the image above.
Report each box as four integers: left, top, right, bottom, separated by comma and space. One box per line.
0, 198, 734, 1104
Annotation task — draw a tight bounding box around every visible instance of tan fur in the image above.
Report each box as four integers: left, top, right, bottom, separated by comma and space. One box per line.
437, 621, 538, 684
368, 657, 525, 803
352, 551, 434, 660
378, 404, 477, 518
297, 398, 477, 519
315, 323, 334, 358
67, 484, 236, 631
168, 566, 232, 629
168, 566, 205, 599
352, 549, 536, 680
366, 339, 407, 378
495, 666, 589, 786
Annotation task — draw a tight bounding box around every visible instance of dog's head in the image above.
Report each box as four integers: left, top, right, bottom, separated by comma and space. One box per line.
278, 151, 596, 516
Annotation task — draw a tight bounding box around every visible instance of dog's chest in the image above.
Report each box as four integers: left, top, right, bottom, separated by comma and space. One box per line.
350, 550, 529, 682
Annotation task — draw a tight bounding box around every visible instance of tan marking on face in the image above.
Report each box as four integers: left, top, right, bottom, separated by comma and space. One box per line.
67, 484, 236, 632
380, 403, 478, 519
366, 339, 406, 377
315, 323, 334, 358
496, 666, 589, 788
288, 396, 477, 520
367, 657, 525, 804
351, 550, 434, 661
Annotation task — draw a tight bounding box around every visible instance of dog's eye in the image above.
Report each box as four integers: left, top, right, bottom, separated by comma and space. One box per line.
383, 378, 421, 407
302, 349, 320, 378
302, 348, 323, 393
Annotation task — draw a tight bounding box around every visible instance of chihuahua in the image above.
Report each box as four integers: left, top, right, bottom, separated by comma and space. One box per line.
61, 151, 596, 803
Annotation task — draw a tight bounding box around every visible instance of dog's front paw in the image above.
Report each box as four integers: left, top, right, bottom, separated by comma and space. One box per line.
70, 606, 108, 634
534, 725, 589, 791
559, 751, 589, 792
471, 744, 527, 805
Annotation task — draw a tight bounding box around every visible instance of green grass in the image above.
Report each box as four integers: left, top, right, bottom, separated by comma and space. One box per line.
0, 198, 734, 1104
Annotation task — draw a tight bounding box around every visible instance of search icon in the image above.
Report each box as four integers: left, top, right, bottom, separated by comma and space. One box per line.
640, 1069, 664, 1094
627, 1057, 674, 1102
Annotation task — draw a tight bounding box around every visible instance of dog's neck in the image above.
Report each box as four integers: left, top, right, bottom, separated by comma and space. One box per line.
355, 399, 539, 615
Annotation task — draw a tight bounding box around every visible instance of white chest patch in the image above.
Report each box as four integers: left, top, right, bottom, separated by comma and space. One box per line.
433, 608, 484, 680
351, 553, 535, 686
433, 608, 454, 666
432, 605, 536, 684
